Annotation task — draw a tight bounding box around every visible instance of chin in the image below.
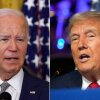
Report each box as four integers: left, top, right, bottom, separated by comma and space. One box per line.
77, 64, 93, 73
4, 68, 19, 73
3, 65, 21, 73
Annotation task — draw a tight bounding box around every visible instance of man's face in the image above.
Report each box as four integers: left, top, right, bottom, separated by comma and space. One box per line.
0, 15, 28, 74
70, 19, 100, 75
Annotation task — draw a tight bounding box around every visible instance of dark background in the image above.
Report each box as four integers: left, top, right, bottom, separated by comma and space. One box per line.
50, 0, 93, 79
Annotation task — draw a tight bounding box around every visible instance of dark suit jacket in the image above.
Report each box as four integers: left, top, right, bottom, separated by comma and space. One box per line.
51, 70, 82, 89
19, 69, 49, 100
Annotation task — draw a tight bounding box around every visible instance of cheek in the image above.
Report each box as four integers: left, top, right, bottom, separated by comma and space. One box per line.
71, 44, 78, 56
19, 45, 27, 57
0, 45, 8, 59
90, 41, 100, 56
92, 45, 100, 61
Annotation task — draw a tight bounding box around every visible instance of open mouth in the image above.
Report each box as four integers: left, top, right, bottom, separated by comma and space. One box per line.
4, 57, 19, 63
79, 54, 90, 62
5, 57, 18, 60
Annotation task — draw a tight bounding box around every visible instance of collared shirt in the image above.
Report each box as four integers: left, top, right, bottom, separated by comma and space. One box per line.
82, 76, 100, 90
0, 68, 24, 100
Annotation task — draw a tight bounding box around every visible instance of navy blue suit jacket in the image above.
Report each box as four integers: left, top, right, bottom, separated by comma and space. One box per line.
19, 69, 49, 100
51, 70, 82, 89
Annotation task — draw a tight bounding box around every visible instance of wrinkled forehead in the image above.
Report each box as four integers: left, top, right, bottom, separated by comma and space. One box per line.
0, 16, 29, 38
0, 9, 29, 30
0, 14, 29, 33
0, 13, 26, 23
69, 18, 100, 31
68, 19, 100, 38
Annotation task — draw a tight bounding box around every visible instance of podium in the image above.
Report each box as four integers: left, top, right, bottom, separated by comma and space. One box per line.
51, 88, 100, 100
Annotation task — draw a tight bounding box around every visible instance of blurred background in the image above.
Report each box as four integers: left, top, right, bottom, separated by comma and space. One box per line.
50, 0, 100, 79
0, 0, 49, 81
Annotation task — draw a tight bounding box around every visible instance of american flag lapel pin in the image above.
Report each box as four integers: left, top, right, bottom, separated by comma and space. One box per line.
30, 91, 36, 94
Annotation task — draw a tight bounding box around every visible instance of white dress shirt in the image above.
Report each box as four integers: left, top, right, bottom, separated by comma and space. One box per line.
82, 76, 100, 90
0, 68, 24, 100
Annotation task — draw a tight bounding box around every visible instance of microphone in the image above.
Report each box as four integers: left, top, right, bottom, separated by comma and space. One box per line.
0, 92, 11, 100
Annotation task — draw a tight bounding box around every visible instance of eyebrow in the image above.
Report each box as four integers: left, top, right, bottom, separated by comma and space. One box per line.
0, 35, 10, 38
69, 33, 79, 38
70, 28, 97, 36
84, 29, 96, 34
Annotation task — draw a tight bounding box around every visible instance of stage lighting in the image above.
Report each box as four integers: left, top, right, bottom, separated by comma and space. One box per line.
57, 38, 65, 49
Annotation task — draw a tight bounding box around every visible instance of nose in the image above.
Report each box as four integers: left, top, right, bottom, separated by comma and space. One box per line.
78, 38, 88, 50
8, 40, 17, 52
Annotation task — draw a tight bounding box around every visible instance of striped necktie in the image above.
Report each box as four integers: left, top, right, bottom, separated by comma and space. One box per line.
0, 82, 10, 93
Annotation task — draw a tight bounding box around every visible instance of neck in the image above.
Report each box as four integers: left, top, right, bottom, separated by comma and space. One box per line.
82, 72, 100, 82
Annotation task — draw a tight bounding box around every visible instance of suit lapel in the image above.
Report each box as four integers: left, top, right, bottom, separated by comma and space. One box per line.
19, 71, 41, 100
69, 70, 82, 88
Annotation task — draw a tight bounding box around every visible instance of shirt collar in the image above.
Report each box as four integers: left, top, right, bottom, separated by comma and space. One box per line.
0, 68, 24, 93
82, 76, 100, 90
7, 68, 24, 92
82, 76, 91, 90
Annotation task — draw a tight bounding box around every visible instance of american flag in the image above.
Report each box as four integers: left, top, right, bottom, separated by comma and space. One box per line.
22, 0, 50, 81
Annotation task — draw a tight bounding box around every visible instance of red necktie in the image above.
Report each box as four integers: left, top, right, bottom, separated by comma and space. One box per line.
88, 82, 100, 88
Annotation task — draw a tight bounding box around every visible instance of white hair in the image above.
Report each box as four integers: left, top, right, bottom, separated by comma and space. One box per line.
0, 8, 29, 33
